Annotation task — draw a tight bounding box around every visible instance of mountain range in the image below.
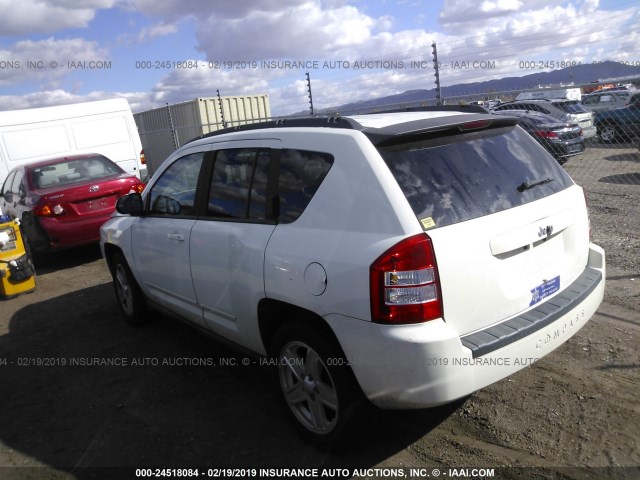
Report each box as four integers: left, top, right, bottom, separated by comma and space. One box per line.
316, 61, 640, 115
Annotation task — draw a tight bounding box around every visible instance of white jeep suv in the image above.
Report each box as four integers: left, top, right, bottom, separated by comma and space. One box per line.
100, 110, 605, 446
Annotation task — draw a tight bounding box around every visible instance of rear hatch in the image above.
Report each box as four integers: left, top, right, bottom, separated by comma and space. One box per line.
376, 122, 591, 336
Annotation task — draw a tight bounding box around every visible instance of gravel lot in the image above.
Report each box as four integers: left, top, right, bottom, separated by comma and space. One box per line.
0, 142, 638, 480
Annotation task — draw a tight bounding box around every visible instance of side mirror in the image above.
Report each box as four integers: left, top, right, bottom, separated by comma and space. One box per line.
152, 195, 182, 215
116, 193, 144, 216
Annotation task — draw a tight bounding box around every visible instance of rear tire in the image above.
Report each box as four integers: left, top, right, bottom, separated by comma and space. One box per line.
598, 124, 620, 143
110, 252, 147, 325
271, 321, 372, 449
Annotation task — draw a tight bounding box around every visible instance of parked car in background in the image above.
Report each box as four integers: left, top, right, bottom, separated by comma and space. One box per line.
492, 110, 584, 164
594, 94, 640, 143
493, 99, 597, 138
101, 110, 604, 447
0, 154, 145, 253
582, 90, 632, 112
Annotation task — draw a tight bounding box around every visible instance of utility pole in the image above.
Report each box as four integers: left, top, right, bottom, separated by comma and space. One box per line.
306, 72, 314, 115
216, 89, 227, 128
431, 42, 443, 106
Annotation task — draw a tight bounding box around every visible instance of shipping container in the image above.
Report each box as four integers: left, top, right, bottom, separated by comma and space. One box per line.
134, 95, 271, 174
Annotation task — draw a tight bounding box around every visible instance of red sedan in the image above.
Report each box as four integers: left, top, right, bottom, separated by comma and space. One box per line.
0, 154, 144, 253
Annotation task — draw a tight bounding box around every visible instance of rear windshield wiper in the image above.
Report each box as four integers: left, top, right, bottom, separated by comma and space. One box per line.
517, 177, 554, 192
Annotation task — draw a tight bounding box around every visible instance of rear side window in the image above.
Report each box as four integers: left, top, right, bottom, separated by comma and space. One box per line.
553, 101, 589, 114
207, 148, 270, 220
2, 171, 16, 194
205, 147, 333, 223
379, 126, 573, 229
278, 149, 333, 223
524, 104, 548, 114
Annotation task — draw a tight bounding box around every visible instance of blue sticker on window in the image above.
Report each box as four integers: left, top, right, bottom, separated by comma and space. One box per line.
530, 276, 560, 306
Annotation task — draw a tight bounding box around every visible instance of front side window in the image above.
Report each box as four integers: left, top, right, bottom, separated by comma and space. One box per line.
379, 126, 573, 229
149, 152, 204, 216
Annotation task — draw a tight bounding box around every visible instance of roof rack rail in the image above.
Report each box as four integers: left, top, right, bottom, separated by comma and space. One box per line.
188, 116, 362, 144
380, 105, 490, 114
185, 106, 491, 145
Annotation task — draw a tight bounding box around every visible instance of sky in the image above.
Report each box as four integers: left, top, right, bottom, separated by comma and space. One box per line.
0, 0, 638, 116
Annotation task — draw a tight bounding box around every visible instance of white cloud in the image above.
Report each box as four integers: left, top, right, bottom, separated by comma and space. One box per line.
0, 89, 150, 112
0, 0, 117, 35
193, 2, 378, 60
130, 0, 304, 20
440, 0, 563, 28
121, 22, 179, 44
138, 62, 274, 107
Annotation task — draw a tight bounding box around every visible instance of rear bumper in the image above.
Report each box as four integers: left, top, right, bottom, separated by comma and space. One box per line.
33, 213, 113, 251
544, 138, 585, 159
581, 125, 597, 138
327, 243, 605, 409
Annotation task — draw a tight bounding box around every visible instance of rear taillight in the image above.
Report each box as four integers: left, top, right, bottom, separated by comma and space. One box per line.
140, 149, 146, 165
534, 130, 559, 139
35, 203, 65, 217
370, 233, 443, 324
132, 183, 145, 194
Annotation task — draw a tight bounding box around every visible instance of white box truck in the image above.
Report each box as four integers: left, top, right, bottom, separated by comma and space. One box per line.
0, 98, 147, 186
516, 88, 582, 101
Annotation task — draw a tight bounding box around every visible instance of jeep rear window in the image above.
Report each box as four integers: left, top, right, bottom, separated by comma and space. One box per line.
379, 126, 573, 228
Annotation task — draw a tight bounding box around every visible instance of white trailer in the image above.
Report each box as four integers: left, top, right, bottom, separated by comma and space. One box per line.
0, 98, 146, 185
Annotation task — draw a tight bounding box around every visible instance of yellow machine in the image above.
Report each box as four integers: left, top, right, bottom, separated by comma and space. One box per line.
0, 218, 36, 299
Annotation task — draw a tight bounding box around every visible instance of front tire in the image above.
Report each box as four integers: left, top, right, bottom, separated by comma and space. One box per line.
110, 252, 147, 325
271, 321, 370, 448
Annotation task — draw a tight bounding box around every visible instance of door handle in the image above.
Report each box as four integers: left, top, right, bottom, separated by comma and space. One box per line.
167, 233, 185, 241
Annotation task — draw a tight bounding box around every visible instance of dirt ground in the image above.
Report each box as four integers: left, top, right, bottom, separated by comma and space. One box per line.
0, 143, 638, 480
